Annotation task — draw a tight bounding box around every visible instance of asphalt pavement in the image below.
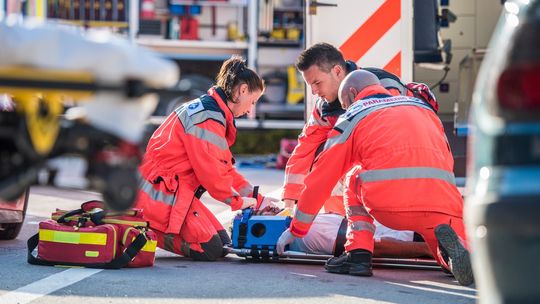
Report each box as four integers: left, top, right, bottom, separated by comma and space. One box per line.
0, 167, 477, 304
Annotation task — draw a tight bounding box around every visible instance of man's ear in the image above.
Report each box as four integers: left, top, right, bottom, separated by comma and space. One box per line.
333, 64, 344, 77
349, 87, 358, 98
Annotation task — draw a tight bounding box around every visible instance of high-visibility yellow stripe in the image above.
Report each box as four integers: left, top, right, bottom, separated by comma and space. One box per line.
0, 66, 94, 83
123, 227, 157, 253
85, 251, 100, 258
39, 229, 108, 245
103, 219, 148, 227
141, 239, 158, 252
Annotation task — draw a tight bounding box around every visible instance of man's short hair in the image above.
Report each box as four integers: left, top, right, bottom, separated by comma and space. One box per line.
296, 42, 347, 73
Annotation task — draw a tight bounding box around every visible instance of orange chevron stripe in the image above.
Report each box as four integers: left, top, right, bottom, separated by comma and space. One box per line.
384, 51, 401, 78
339, 0, 401, 63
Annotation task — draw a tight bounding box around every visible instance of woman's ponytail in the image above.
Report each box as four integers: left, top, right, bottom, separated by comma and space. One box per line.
216, 55, 264, 102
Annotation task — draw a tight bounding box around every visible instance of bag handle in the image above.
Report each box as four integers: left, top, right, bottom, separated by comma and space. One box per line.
56, 208, 84, 224
57, 200, 107, 226
27, 229, 148, 269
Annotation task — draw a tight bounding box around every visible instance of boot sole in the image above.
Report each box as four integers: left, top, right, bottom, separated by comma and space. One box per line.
325, 262, 373, 277
435, 224, 474, 286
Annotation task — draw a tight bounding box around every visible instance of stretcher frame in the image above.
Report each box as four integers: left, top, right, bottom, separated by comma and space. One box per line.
225, 246, 440, 270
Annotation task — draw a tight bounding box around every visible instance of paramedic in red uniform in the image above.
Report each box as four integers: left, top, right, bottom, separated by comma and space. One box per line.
277, 70, 474, 286
135, 56, 277, 261
281, 43, 438, 215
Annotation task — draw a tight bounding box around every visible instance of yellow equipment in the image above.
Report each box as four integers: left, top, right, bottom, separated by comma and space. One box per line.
0, 67, 95, 156
286, 65, 304, 105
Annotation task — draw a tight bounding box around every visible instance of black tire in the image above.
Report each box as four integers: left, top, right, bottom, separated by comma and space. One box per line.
0, 188, 30, 240
153, 74, 214, 116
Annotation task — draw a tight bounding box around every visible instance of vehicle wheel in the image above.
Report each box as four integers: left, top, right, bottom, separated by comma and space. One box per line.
0, 188, 30, 240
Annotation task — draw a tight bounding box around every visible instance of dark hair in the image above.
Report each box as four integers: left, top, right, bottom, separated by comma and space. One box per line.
216, 55, 264, 102
295, 42, 347, 73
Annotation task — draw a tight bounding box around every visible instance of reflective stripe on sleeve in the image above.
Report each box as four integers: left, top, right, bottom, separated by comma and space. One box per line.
294, 209, 316, 225
285, 173, 305, 185
238, 184, 253, 197
348, 221, 376, 234
223, 197, 233, 205
359, 167, 456, 185
139, 178, 176, 206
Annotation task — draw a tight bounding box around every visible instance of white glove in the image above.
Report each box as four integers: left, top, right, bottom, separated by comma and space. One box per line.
240, 197, 257, 210
276, 228, 296, 255
259, 196, 280, 209
254, 196, 280, 215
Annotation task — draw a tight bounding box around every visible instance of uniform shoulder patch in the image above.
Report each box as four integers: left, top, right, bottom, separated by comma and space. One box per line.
186, 99, 205, 116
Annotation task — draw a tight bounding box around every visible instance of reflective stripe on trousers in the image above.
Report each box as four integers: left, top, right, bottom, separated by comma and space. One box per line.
348, 220, 376, 234
346, 205, 370, 217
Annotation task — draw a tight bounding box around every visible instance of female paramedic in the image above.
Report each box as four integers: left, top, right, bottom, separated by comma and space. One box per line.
135, 56, 277, 261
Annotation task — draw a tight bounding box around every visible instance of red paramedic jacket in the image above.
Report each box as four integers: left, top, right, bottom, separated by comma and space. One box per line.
282, 64, 429, 201
135, 87, 258, 234
289, 84, 461, 237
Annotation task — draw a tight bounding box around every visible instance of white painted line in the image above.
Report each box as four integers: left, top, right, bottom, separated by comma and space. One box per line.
387, 282, 477, 299
0, 268, 103, 304
290, 272, 318, 278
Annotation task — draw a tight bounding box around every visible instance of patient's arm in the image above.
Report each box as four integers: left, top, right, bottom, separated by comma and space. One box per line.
374, 237, 432, 258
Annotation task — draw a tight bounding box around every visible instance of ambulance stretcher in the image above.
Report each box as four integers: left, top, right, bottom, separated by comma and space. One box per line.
226, 207, 440, 271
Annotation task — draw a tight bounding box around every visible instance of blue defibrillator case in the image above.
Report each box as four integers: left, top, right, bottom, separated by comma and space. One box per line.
231, 208, 291, 250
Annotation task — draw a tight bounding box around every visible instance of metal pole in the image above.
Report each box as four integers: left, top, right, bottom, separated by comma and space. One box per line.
247, 0, 257, 70
128, 0, 139, 43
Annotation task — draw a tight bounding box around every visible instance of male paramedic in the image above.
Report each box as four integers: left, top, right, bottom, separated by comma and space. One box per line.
277, 70, 474, 286
281, 42, 438, 215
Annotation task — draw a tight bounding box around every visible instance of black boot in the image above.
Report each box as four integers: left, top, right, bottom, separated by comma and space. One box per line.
435, 224, 474, 286
325, 249, 373, 276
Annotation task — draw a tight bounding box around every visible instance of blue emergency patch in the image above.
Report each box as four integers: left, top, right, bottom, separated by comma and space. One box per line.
186, 99, 205, 116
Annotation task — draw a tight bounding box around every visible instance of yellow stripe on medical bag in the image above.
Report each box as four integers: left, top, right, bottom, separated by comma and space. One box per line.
39, 229, 108, 245
85, 251, 100, 257
141, 239, 158, 252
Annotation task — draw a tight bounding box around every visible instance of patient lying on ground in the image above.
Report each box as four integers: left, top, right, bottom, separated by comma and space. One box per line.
288, 213, 432, 258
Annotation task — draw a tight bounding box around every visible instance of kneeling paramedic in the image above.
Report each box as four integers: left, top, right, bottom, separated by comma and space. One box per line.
135, 56, 278, 261
281, 43, 439, 216
277, 70, 474, 286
